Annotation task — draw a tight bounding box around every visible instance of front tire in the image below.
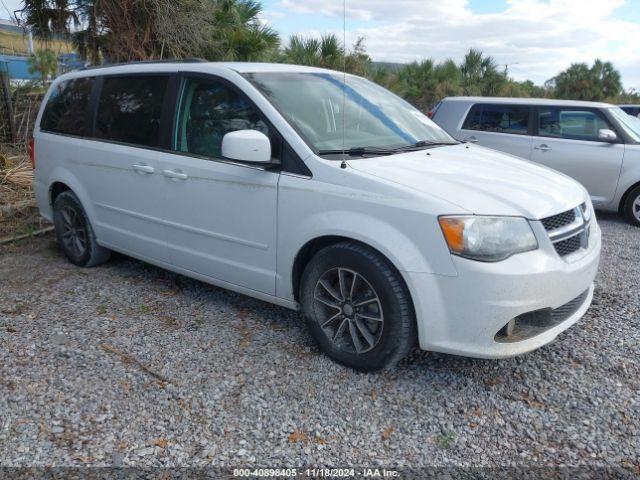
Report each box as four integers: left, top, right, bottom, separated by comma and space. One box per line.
300, 242, 417, 372
53, 191, 111, 267
623, 185, 640, 227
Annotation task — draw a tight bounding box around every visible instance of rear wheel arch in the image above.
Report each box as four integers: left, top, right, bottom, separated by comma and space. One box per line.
50, 181, 71, 206
619, 180, 640, 213
620, 180, 640, 225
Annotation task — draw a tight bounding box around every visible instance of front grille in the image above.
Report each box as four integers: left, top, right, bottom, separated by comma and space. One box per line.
541, 209, 576, 231
553, 234, 583, 257
495, 289, 590, 342
541, 204, 589, 258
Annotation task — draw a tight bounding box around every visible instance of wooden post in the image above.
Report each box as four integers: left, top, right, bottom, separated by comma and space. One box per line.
0, 70, 17, 143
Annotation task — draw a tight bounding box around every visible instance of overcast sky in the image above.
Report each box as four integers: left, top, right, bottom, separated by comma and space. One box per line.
262, 0, 640, 91
2, 0, 639, 91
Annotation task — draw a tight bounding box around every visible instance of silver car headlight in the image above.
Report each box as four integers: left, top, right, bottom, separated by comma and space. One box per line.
439, 216, 538, 262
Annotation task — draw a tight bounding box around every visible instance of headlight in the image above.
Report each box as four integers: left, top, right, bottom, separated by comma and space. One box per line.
438, 216, 538, 262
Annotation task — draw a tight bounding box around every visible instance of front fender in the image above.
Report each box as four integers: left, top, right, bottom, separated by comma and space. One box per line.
276, 209, 457, 301
615, 159, 640, 210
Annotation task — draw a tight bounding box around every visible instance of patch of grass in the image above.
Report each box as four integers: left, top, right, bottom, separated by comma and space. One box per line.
96, 304, 107, 315
0, 31, 73, 56
162, 316, 177, 328
1, 303, 26, 315
434, 431, 456, 449
139, 304, 154, 314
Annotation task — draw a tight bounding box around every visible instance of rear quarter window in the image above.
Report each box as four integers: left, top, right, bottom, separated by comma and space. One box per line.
40, 77, 95, 136
95, 75, 169, 148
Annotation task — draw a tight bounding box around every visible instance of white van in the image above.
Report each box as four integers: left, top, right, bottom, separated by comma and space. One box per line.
33, 62, 601, 371
431, 97, 640, 226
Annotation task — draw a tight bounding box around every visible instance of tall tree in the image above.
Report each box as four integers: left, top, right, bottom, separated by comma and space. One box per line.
548, 59, 623, 101
460, 49, 507, 96
205, 0, 279, 61
18, 0, 280, 65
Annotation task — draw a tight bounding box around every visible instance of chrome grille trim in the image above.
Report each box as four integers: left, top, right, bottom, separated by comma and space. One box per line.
541, 209, 576, 231
541, 204, 590, 258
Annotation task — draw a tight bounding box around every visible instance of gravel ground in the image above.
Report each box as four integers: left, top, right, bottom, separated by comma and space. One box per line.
0, 213, 638, 474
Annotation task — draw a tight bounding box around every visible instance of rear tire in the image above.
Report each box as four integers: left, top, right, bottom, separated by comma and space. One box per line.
53, 191, 111, 267
623, 185, 640, 227
300, 241, 417, 372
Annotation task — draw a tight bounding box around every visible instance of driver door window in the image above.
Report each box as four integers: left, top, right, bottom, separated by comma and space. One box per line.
538, 108, 612, 142
175, 77, 271, 159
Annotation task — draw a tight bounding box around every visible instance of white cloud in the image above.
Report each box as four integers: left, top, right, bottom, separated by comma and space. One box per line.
277, 0, 640, 90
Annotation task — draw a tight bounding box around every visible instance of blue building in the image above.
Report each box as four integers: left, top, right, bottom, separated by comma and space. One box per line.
0, 54, 39, 81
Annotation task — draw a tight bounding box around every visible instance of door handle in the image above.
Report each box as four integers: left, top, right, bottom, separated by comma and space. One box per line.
132, 163, 154, 174
534, 144, 552, 152
465, 136, 479, 143
162, 169, 188, 181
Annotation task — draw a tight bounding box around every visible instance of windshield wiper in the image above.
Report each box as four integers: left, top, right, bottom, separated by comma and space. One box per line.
317, 147, 395, 157
318, 140, 458, 157
391, 140, 459, 151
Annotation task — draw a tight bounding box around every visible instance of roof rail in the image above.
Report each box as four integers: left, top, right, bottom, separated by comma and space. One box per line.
81, 58, 208, 71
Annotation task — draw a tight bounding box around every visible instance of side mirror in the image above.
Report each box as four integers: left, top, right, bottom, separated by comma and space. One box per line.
598, 129, 617, 142
222, 130, 272, 163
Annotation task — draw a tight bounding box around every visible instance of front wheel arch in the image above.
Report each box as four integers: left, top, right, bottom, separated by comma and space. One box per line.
292, 235, 413, 306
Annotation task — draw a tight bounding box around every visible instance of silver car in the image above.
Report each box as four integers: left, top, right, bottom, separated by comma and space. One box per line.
620, 105, 640, 118
432, 97, 640, 226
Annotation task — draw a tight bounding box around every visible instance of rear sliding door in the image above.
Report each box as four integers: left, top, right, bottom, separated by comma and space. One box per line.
79, 74, 174, 263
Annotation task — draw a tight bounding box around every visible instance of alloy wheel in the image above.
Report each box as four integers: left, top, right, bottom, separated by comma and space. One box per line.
313, 267, 384, 354
633, 195, 640, 222
60, 205, 88, 258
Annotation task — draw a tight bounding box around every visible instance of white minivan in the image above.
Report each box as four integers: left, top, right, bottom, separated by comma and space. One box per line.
431, 97, 640, 226
33, 62, 601, 371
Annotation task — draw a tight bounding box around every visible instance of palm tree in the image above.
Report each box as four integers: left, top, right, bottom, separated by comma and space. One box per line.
207, 0, 280, 61
460, 49, 506, 96
18, 0, 281, 65
281, 34, 371, 75
282, 34, 343, 69
18, 0, 81, 42
549, 60, 622, 101
591, 59, 622, 100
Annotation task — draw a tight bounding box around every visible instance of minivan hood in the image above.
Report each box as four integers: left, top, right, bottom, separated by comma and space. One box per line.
348, 144, 586, 219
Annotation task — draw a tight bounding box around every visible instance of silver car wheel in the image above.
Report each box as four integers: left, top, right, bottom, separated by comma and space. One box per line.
60, 205, 88, 258
313, 267, 384, 354
633, 194, 640, 222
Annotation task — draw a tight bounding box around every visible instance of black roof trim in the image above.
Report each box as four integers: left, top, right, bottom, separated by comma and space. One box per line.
81, 58, 208, 71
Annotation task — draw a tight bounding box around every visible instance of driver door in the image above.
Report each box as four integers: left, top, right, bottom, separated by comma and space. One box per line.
530, 107, 624, 206
160, 75, 280, 295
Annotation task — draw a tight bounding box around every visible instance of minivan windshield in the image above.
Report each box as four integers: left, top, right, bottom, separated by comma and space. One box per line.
609, 107, 640, 142
244, 72, 455, 155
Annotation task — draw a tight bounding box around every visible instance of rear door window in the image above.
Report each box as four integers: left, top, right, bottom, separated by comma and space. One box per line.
40, 77, 94, 136
462, 104, 531, 135
537, 108, 612, 142
95, 75, 169, 148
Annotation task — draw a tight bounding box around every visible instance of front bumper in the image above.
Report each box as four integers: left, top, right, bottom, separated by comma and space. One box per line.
405, 219, 601, 358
